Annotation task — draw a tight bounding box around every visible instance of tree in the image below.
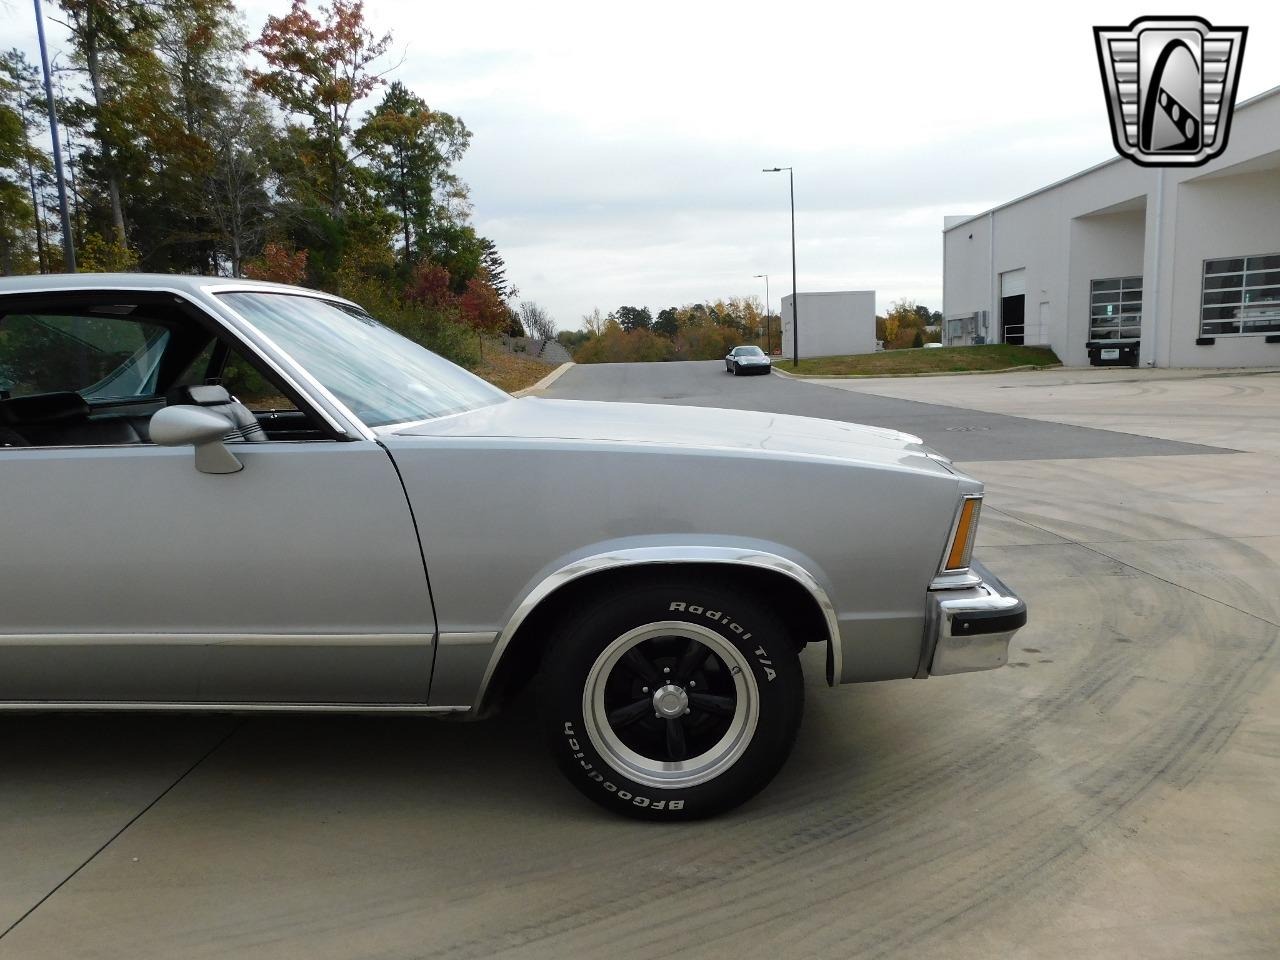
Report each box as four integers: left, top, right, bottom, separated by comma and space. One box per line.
145, 0, 247, 271
615, 305, 651, 332
882, 315, 900, 347
421, 220, 486, 291
206, 86, 274, 275
76, 230, 138, 270
912, 328, 924, 348
575, 325, 674, 364
48, 0, 260, 272
653, 307, 678, 338
0, 0, 494, 379
672, 320, 738, 361
478, 236, 511, 299
0, 50, 48, 274
519, 301, 556, 341
556, 329, 591, 351
459, 275, 508, 335
404, 259, 455, 313
504, 308, 525, 338
881, 298, 925, 349
357, 81, 470, 266
56, 0, 160, 246
581, 307, 608, 336
248, 0, 392, 220
243, 242, 308, 284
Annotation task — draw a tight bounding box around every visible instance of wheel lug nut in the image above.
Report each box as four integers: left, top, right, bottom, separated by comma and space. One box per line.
642, 687, 649, 693
689, 681, 696, 687
663, 667, 671, 674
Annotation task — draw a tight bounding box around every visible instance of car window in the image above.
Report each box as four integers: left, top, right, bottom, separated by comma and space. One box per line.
174, 338, 298, 412
0, 312, 169, 400
219, 291, 507, 426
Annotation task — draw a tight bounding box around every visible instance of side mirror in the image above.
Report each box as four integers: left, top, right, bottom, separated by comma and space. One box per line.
150, 405, 243, 475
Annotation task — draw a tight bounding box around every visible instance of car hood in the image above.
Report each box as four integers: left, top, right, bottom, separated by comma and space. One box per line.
392, 397, 953, 473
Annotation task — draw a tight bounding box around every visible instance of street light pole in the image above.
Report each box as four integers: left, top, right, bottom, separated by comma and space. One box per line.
763, 167, 796, 367
33, 0, 75, 272
753, 273, 770, 352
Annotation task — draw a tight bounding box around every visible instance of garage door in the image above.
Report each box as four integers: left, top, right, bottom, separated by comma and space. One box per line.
1000, 269, 1026, 345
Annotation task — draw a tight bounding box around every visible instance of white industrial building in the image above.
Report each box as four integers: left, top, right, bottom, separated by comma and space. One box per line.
780, 291, 876, 359
943, 84, 1280, 367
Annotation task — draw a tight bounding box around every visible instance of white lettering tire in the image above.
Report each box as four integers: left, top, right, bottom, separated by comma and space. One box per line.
537, 576, 804, 820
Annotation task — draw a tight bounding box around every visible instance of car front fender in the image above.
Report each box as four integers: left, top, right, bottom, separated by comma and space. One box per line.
468, 544, 842, 712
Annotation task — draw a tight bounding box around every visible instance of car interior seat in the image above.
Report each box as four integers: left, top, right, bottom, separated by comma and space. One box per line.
0, 392, 143, 446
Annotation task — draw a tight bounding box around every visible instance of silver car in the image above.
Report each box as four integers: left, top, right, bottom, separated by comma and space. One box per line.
0, 275, 1025, 819
725, 344, 772, 375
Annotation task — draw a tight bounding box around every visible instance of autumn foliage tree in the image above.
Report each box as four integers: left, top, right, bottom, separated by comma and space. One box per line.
8, 0, 520, 375
570, 296, 773, 363
876, 298, 940, 349
242, 242, 309, 284
460, 275, 510, 337
248, 0, 391, 219
575, 321, 675, 364
401, 259, 508, 354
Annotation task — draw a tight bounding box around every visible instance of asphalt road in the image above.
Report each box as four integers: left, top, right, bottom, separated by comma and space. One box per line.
2, 364, 1276, 960
543, 360, 1231, 460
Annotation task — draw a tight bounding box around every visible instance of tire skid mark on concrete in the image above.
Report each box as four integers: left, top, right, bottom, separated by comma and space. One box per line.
399, 547, 1276, 960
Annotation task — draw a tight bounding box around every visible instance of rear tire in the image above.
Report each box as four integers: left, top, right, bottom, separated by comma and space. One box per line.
536, 577, 804, 820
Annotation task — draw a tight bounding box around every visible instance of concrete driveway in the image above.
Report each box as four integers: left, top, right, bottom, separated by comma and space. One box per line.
3, 363, 1277, 959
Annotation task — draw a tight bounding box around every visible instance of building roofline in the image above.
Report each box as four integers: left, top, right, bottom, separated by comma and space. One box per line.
781, 290, 876, 297
942, 81, 1280, 234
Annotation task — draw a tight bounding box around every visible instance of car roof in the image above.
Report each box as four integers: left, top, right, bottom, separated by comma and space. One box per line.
0, 272, 354, 304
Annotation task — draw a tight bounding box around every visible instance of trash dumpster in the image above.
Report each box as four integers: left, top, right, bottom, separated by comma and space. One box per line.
1086, 339, 1140, 367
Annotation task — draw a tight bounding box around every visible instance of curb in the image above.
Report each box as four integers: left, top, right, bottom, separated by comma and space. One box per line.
513, 362, 575, 396
771, 363, 1063, 381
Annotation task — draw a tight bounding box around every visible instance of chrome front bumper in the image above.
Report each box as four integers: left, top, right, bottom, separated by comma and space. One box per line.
918, 560, 1027, 677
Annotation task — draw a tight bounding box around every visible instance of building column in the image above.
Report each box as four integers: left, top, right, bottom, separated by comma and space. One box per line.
1140, 170, 1176, 368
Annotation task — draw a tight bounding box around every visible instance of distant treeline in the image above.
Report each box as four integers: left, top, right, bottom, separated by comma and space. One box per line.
560, 298, 941, 362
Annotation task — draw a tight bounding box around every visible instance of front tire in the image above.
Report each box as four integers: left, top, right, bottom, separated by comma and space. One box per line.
537, 577, 804, 820
731, 363, 739, 376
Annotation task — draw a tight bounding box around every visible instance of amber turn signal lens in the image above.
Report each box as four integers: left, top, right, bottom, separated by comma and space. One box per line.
945, 497, 982, 571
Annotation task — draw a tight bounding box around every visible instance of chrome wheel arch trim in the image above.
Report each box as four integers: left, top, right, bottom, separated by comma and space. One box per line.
472, 545, 842, 711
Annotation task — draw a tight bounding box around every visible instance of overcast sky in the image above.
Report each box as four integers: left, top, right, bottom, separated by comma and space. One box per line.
6, 0, 1278, 326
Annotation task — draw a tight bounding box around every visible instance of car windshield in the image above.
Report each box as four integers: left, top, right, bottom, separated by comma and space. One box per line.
734, 347, 764, 356
219, 292, 508, 427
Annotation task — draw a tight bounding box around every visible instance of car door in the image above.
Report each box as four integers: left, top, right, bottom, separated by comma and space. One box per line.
0, 292, 436, 705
